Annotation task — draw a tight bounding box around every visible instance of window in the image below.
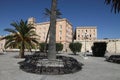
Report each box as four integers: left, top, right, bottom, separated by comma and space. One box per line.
90, 29, 91, 32
44, 27, 46, 30
60, 25, 62, 29
43, 32, 46, 39
59, 31, 62, 35
82, 30, 83, 32
90, 34, 91, 37
44, 32, 45, 35
60, 37, 62, 40
82, 35, 83, 38
43, 36, 45, 39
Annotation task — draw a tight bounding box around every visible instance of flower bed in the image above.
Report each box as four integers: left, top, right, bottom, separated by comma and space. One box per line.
106, 55, 120, 64
18, 52, 83, 75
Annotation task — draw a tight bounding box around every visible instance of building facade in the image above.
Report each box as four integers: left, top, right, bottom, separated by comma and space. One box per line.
76, 26, 97, 41
28, 17, 73, 52
1, 18, 120, 54
75, 38, 120, 54
0, 36, 5, 52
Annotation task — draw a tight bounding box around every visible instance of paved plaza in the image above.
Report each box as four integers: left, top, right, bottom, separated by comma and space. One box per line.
0, 52, 120, 80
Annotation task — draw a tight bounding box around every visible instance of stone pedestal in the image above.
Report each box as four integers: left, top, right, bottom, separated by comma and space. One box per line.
37, 59, 64, 67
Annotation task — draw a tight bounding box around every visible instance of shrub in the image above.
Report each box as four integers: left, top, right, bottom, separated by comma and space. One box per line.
39, 43, 48, 52
92, 42, 107, 57
39, 43, 63, 53
106, 55, 120, 64
56, 43, 63, 53
69, 42, 82, 55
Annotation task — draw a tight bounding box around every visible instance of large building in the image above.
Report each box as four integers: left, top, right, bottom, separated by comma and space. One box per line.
75, 26, 97, 52
0, 36, 5, 52
1, 18, 120, 54
28, 17, 73, 52
76, 26, 97, 41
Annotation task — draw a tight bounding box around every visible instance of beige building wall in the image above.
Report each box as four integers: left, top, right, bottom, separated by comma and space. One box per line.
0, 36, 5, 52
96, 39, 120, 54
74, 40, 94, 52
76, 26, 97, 41
1, 17, 120, 55
106, 39, 120, 54
28, 17, 73, 52
75, 39, 120, 55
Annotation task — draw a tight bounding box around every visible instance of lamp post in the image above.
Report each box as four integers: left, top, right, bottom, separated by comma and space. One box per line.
112, 39, 117, 54
84, 32, 89, 59
114, 39, 118, 54
115, 40, 116, 54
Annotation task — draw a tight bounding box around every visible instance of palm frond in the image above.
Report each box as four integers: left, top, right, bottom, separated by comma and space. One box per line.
4, 28, 17, 34
105, 0, 120, 13
4, 19, 38, 51
44, 8, 62, 18
44, 8, 51, 17
2, 35, 14, 40
105, 0, 111, 4
4, 40, 16, 49
56, 9, 62, 18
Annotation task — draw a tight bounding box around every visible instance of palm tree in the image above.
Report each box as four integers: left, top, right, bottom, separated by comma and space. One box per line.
2, 20, 39, 58
105, 0, 120, 13
44, 7, 62, 53
44, 8, 62, 19
47, 0, 57, 60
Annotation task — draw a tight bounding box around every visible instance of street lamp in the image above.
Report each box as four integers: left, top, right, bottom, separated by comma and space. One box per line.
114, 39, 118, 54
115, 40, 116, 54
83, 32, 89, 59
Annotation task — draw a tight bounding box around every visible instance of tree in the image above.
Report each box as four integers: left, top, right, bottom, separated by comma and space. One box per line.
69, 42, 82, 55
44, 8, 62, 19
47, 0, 57, 60
44, 5, 62, 53
105, 0, 120, 13
1, 20, 39, 58
56, 43, 63, 53
39, 43, 48, 52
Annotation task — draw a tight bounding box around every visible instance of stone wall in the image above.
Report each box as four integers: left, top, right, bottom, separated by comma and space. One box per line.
107, 40, 120, 54
0, 36, 5, 52
75, 41, 93, 52
74, 39, 120, 54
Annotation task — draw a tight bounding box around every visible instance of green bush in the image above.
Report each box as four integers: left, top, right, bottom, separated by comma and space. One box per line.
69, 42, 82, 55
39, 43, 63, 53
92, 42, 107, 57
39, 43, 48, 52
56, 43, 63, 53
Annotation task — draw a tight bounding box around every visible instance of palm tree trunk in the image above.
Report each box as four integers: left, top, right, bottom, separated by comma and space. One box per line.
48, 0, 57, 60
44, 27, 50, 53
72, 30, 74, 43
19, 42, 25, 58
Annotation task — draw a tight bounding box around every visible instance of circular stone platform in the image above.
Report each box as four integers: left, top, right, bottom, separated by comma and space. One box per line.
18, 52, 83, 75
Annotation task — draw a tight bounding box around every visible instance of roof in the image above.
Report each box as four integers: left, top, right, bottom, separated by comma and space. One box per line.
35, 18, 73, 26
76, 26, 97, 29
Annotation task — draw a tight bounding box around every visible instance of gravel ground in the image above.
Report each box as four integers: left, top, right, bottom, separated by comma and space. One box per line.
0, 52, 120, 80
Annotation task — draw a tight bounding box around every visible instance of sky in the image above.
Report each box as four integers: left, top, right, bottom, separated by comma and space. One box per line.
0, 0, 120, 39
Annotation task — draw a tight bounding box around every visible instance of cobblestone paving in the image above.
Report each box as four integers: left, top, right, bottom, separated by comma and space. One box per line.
0, 52, 120, 80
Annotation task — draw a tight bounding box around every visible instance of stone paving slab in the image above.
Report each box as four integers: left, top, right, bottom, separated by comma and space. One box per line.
0, 52, 120, 80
